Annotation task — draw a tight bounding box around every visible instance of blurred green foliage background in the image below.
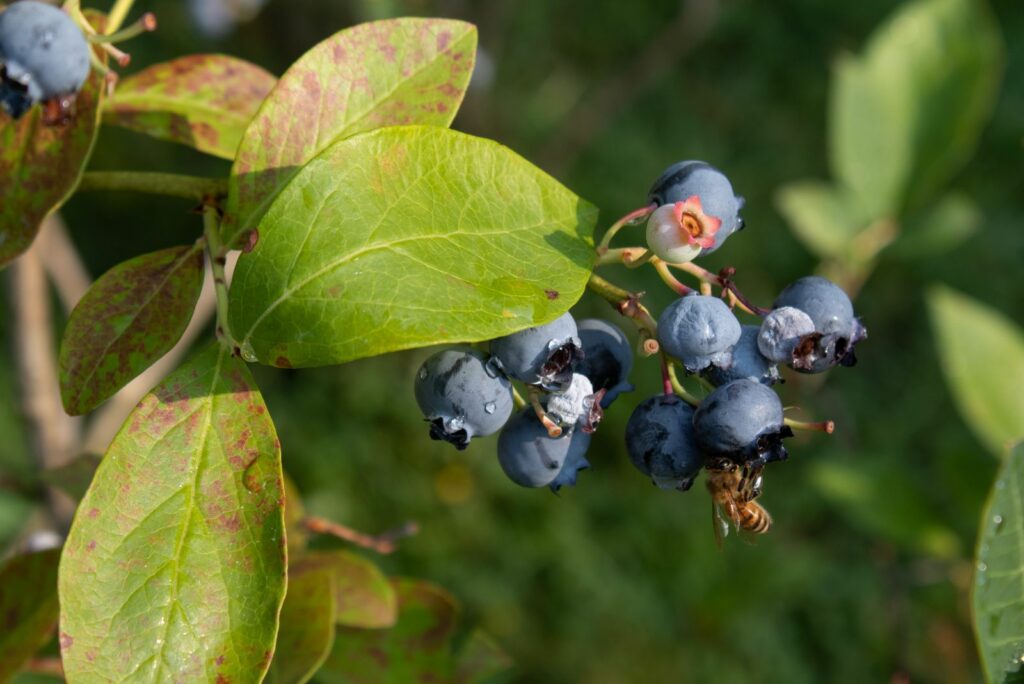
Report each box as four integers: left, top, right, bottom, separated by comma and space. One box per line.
3, 0, 1023, 681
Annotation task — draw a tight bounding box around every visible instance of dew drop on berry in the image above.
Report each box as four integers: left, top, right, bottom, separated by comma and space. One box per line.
419, 367, 429, 380
484, 402, 496, 414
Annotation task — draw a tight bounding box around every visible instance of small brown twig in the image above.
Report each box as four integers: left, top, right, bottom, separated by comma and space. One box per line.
303, 516, 420, 555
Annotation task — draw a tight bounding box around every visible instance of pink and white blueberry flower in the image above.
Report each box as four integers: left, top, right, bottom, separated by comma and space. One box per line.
645, 196, 722, 264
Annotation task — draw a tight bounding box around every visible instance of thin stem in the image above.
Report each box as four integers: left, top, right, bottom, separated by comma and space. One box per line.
585, 273, 660, 353
596, 203, 656, 252
595, 246, 646, 267
652, 258, 693, 296
90, 12, 156, 43
203, 207, 239, 354
78, 171, 229, 202
511, 386, 527, 410
666, 362, 700, 407
304, 516, 419, 555
106, 0, 137, 34
674, 262, 765, 316
659, 353, 673, 396
528, 387, 561, 438
623, 248, 653, 269
784, 417, 835, 434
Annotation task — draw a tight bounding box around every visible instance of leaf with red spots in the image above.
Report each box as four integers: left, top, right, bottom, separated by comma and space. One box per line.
58, 344, 286, 683
228, 126, 597, 368
292, 551, 397, 629
59, 245, 204, 416
318, 579, 460, 683
105, 54, 277, 160
266, 560, 336, 684
0, 549, 60, 682
0, 12, 107, 270
223, 18, 477, 248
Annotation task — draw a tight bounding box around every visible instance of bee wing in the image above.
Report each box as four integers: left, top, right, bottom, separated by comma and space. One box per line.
711, 499, 729, 549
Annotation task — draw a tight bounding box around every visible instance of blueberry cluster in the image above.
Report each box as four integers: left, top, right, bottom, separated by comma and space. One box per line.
0, 1, 91, 120
414, 313, 634, 491
413, 160, 866, 538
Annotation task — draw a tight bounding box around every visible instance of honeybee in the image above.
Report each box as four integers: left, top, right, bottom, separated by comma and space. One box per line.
705, 457, 771, 545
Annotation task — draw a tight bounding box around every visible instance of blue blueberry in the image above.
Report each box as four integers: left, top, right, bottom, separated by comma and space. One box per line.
647, 161, 745, 254
414, 348, 513, 450
498, 408, 591, 488
625, 394, 705, 491
772, 276, 867, 372
692, 379, 792, 465
0, 2, 90, 119
490, 312, 582, 391
705, 325, 780, 387
657, 294, 742, 373
575, 318, 634, 407
549, 432, 593, 493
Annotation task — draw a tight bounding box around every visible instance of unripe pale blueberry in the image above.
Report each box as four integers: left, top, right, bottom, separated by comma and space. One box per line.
498, 408, 589, 488
490, 312, 581, 391
625, 394, 704, 491
757, 306, 815, 364
705, 325, 780, 387
645, 203, 705, 264
0, 2, 90, 119
692, 379, 792, 465
414, 348, 513, 450
647, 161, 745, 254
657, 294, 742, 373
576, 318, 634, 407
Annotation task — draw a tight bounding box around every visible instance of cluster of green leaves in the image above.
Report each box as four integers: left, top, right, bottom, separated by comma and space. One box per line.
0, 9, 602, 682
771, 0, 1024, 680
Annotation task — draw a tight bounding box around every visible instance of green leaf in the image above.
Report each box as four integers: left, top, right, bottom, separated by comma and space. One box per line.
295, 551, 397, 629
0, 550, 60, 682
39, 453, 102, 501
224, 17, 477, 247
58, 344, 286, 683
229, 125, 597, 368
267, 561, 336, 684
59, 245, 205, 415
808, 458, 960, 558
885, 193, 981, 260
105, 54, 277, 160
455, 630, 512, 684
928, 286, 1024, 456
318, 579, 460, 683
974, 443, 1024, 683
0, 13, 107, 269
829, 0, 1002, 218
775, 180, 866, 259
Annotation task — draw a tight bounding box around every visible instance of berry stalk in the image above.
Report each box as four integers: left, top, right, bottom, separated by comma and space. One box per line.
203, 205, 240, 355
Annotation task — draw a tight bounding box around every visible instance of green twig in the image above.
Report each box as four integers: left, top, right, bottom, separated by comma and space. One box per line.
78, 172, 229, 202
203, 207, 239, 354
666, 362, 701, 407
585, 273, 659, 355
